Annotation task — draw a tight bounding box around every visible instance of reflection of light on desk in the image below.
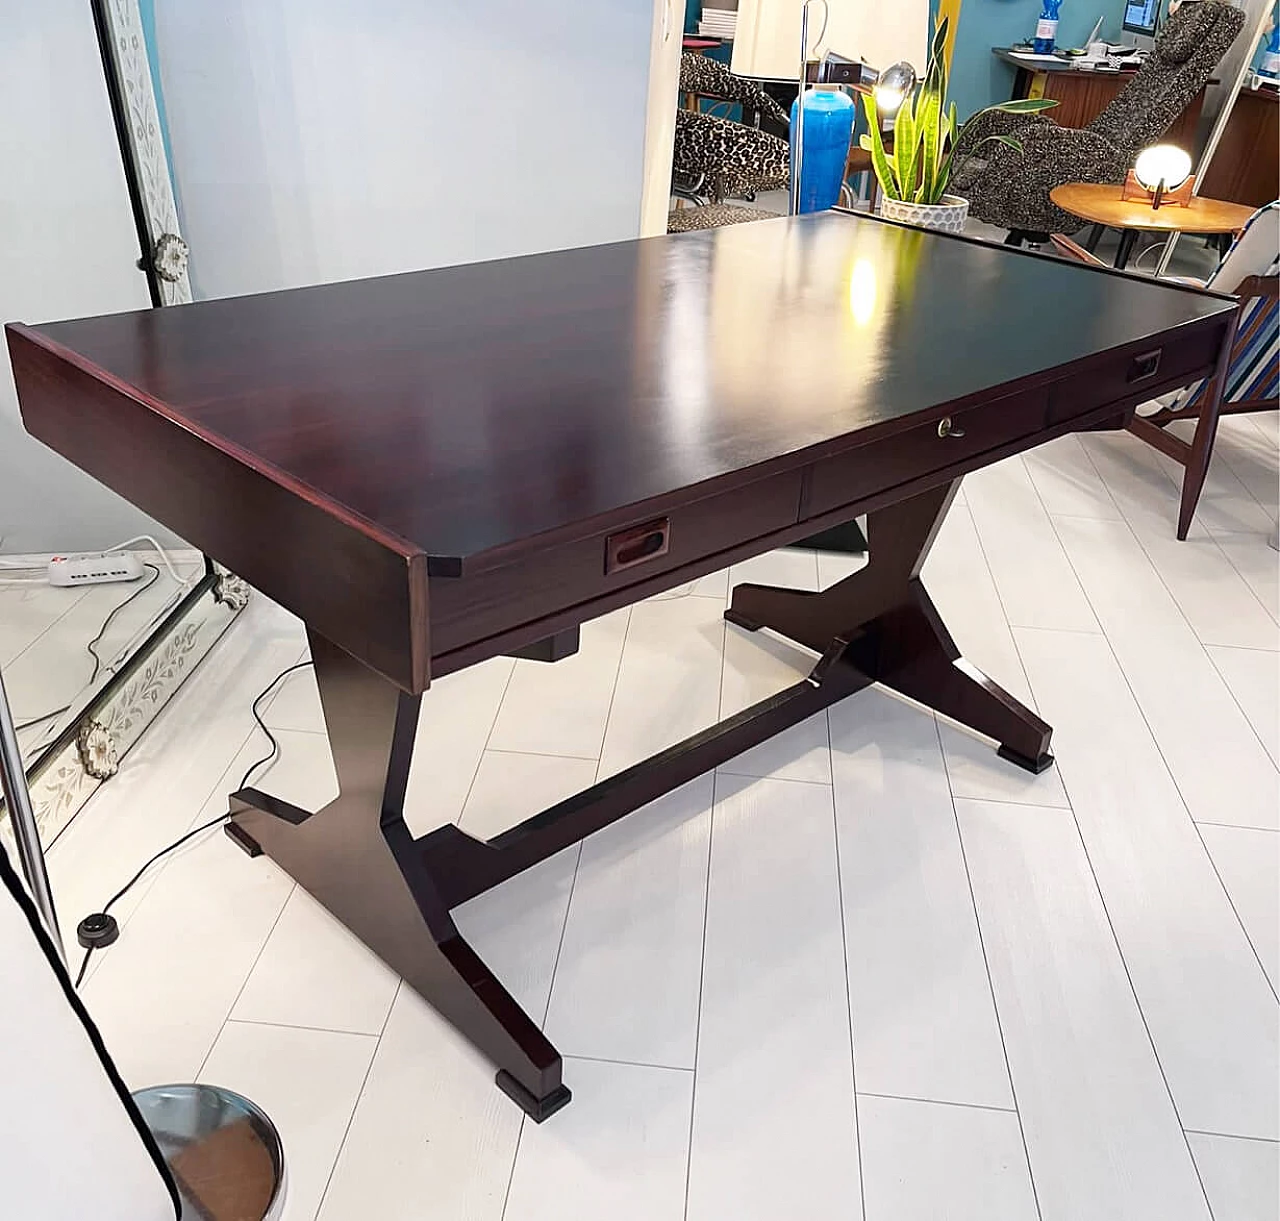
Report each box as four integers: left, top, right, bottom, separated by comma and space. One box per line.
848, 257, 877, 327
659, 244, 712, 447
706, 222, 891, 414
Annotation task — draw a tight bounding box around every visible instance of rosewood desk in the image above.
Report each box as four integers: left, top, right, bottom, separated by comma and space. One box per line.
7, 212, 1237, 1121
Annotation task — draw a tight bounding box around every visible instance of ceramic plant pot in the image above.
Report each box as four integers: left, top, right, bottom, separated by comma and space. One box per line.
878, 193, 970, 234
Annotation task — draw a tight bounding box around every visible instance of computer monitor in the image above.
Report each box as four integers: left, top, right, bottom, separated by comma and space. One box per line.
1122, 0, 1163, 50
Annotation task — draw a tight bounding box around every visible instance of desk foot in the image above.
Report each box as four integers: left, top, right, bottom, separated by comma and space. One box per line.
497, 1072, 572, 1123
997, 745, 1055, 775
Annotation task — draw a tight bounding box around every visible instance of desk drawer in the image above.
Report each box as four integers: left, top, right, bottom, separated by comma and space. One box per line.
806, 386, 1048, 520
1047, 324, 1226, 426
429, 468, 804, 655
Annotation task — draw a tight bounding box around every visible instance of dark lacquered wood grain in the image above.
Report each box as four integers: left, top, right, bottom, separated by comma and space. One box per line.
8, 212, 1234, 572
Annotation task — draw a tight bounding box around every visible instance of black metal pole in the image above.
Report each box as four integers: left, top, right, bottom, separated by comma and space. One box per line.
87, 0, 162, 307
0, 670, 64, 964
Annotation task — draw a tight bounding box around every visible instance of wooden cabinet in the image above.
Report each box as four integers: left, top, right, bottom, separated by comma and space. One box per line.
1200, 87, 1280, 210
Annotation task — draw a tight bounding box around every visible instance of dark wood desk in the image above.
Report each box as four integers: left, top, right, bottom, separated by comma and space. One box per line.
992, 46, 1081, 74
6, 213, 1237, 1121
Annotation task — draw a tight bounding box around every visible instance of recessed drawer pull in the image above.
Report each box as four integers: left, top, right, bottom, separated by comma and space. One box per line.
1127, 349, 1163, 383
937, 416, 966, 439
605, 518, 671, 574
430, 468, 802, 657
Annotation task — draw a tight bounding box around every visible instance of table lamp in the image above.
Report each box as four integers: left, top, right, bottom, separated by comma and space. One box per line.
1124, 143, 1195, 209
873, 61, 918, 116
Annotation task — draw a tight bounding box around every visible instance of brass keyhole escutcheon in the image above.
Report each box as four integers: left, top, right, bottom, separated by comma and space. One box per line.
938, 416, 966, 439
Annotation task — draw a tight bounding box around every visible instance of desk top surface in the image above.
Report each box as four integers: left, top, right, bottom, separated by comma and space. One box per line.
16, 212, 1232, 569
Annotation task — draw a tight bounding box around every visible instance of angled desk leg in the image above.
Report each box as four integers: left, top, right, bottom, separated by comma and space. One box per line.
225, 631, 571, 1122
727, 481, 1053, 772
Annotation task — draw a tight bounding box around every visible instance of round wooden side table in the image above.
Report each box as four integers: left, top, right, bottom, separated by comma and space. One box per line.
1049, 182, 1255, 269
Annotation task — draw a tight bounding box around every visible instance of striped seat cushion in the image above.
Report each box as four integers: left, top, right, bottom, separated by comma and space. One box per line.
1182, 256, 1279, 409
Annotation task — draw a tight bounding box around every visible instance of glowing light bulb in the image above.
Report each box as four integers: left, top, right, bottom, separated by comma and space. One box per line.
874, 85, 904, 114
1134, 144, 1193, 193
873, 62, 916, 116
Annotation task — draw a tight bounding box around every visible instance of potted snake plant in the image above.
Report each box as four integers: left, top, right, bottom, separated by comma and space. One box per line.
862, 17, 1058, 233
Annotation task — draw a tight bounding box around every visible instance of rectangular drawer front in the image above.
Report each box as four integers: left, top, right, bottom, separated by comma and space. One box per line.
806, 386, 1048, 520
429, 468, 804, 656
1047, 322, 1227, 426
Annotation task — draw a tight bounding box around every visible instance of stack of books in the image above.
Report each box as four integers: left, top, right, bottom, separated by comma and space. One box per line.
698, 7, 737, 40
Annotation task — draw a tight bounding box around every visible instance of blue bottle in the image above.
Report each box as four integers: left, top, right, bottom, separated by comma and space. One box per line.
1033, 0, 1063, 54
789, 88, 857, 213
1261, 20, 1280, 79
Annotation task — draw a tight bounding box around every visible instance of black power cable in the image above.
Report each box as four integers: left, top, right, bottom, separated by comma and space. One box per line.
72, 659, 314, 988
73, 811, 226, 987
15, 563, 161, 734
236, 661, 314, 792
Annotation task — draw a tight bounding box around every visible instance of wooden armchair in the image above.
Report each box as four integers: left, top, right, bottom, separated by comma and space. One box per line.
1051, 202, 1279, 539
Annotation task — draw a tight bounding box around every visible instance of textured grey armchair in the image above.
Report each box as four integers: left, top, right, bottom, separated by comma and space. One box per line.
951, 0, 1245, 239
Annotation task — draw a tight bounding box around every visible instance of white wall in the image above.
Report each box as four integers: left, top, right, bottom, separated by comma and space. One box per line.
733, 0, 929, 82
153, 0, 656, 300
640, 0, 684, 238
0, 0, 173, 553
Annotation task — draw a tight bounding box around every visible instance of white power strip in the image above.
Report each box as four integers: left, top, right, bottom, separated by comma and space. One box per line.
47, 551, 145, 587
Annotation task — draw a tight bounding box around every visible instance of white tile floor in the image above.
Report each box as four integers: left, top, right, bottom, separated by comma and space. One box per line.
33, 420, 1280, 1221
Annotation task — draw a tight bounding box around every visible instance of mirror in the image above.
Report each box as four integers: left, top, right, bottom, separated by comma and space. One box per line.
1, 0, 241, 848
